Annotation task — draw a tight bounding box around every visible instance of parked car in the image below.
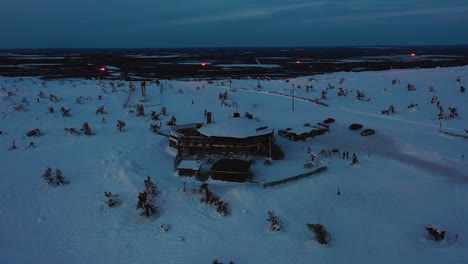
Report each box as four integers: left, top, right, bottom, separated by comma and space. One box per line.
349, 123, 363, 130
361, 128, 375, 136
323, 118, 335, 124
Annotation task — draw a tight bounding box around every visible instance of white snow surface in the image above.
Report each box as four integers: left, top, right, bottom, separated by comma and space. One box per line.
1, 66, 467, 264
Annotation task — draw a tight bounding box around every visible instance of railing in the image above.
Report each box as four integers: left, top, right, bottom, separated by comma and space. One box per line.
440, 130, 468, 140
263, 166, 327, 188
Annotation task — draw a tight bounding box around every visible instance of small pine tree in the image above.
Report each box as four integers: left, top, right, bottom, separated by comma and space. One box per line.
9, 140, 18, 150
137, 176, 158, 217
60, 107, 71, 117
81, 122, 94, 135
151, 111, 160, 121
199, 183, 229, 216
105, 191, 119, 208
55, 169, 65, 185
42, 167, 67, 186
144, 176, 158, 198
136, 104, 145, 117
425, 225, 446, 241
306, 223, 331, 245
42, 166, 54, 184
117, 120, 126, 132
149, 123, 161, 133
267, 210, 282, 231
96, 106, 107, 115
137, 191, 157, 217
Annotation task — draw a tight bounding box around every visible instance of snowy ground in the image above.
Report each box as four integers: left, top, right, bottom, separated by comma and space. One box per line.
1, 66, 467, 264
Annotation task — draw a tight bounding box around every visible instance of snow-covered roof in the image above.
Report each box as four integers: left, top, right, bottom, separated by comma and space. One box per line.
287, 126, 315, 135
177, 160, 202, 170
197, 117, 273, 138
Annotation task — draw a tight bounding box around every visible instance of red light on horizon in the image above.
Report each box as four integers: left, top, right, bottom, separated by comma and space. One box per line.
296, 60, 301, 64
411, 53, 416, 57
201, 62, 206, 67
99, 67, 107, 71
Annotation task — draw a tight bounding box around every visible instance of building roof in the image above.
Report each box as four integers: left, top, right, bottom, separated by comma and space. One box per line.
197, 117, 273, 138
211, 159, 251, 173
177, 160, 202, 170
287, 126, 315, 135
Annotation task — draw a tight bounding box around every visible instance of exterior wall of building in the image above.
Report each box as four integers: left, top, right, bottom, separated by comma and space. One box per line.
177, 133, 272, 157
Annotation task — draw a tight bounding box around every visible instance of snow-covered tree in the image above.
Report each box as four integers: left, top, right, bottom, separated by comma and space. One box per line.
81, 122, 94, 135
42, 166, 54, 185
199, 183, 229, 216
306, 223, 331, 245
136, 104, 145, 117
104, 192, 119, 208
60, 107, 71, 117
267, 210, 282, 231
137, 176, 158, 217
137, 191, 157, 217
27, 129, 41, 137
42, 167, 68, 186
425, 225, 446, 241
117, 120, 126, 132
95, 106, 107, 115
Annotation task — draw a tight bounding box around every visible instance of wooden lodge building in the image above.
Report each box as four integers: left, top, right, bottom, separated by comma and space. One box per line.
169, 113, 284, 160
176, 159, 202, 177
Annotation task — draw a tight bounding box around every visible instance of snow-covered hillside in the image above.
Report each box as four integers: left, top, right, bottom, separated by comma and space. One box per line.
1, 66, 467, 264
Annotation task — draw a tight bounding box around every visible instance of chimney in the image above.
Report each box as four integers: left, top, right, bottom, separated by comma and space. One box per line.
206, 112, 212, 124
233, 112, 240, 118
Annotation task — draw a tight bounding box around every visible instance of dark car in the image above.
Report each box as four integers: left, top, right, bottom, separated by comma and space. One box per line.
360, 129, 375, 136
349, 123, 363, 130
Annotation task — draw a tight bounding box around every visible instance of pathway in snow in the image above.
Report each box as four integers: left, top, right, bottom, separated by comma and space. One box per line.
315, 129, 468, 183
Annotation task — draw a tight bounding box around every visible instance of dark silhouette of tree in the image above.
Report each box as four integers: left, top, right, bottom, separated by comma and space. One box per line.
306, 223, 331, 245
267, 210, 282, 231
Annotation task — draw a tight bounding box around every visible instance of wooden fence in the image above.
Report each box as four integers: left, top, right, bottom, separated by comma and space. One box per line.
440, 130, 468, 140
263, 166, 328, 188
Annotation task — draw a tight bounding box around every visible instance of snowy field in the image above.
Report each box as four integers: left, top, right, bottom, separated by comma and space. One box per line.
1, 66, 467, 264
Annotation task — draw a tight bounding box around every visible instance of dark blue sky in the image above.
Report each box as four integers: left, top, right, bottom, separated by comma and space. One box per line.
1, 0, 467, 48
